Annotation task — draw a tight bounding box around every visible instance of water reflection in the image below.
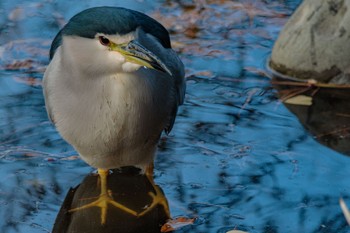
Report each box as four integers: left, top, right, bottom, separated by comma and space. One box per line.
53, 167, 169, 233
272, 77, 350, 156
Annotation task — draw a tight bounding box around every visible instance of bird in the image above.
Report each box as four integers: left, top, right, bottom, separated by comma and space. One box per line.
43, 6, 185, 224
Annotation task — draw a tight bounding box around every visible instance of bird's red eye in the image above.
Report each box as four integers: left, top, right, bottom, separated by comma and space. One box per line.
99, 36, 110, 46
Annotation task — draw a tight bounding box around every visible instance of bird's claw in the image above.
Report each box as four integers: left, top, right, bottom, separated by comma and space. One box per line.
138, 186, 170, 217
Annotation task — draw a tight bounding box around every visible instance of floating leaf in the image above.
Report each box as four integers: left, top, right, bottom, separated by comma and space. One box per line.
284, 95, 312, 106
5, 59, 35, 70
13, 76, 42, 86
161, 217, 195, 232
61, 155, 80, 161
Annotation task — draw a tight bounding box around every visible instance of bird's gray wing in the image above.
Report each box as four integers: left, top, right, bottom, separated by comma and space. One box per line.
135, 27, 185, 134
162, 48, 185, 134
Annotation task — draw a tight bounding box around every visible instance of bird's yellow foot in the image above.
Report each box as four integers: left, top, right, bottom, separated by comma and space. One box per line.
138, 184, 170, 217
69, 169, 137, 225
138, 164, 170, 217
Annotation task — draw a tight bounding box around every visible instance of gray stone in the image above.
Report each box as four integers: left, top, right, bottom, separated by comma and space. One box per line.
270, 0, 350, 84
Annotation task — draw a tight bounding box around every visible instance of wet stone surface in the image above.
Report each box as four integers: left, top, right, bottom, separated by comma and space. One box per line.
1, 0, 350, 233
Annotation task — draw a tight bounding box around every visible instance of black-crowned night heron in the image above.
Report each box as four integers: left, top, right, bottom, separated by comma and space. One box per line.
43, 6, 185, 224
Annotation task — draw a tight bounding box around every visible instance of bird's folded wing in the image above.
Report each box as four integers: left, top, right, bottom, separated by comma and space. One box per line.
135, 27, 186, 105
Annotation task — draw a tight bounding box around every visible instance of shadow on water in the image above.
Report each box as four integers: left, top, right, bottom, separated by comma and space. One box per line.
272, 78, 350, 156
53, 167, 170, 233
1, 0, 350, 233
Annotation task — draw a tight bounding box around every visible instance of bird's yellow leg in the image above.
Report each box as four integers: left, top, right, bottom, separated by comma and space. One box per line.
69, 169, 137, 225
138, 164, 170, 217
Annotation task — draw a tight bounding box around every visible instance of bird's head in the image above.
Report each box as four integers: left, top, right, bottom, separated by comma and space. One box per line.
50, 7, 173, 77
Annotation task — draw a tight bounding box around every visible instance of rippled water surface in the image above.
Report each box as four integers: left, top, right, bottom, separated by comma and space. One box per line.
1, 0, 350, 232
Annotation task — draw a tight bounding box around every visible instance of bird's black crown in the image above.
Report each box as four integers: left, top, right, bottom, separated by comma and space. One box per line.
50, 6, 171, 59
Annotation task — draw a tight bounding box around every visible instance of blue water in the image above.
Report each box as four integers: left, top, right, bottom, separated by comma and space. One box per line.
1, 0, 350, 232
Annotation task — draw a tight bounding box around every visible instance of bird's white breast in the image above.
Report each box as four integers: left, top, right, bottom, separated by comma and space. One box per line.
43, 48, 173, 169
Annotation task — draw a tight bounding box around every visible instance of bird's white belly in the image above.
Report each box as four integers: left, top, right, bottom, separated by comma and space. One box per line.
49, 72, 169, 169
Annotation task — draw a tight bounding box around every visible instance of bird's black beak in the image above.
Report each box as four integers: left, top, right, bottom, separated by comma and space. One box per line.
111, 40, 172, 76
